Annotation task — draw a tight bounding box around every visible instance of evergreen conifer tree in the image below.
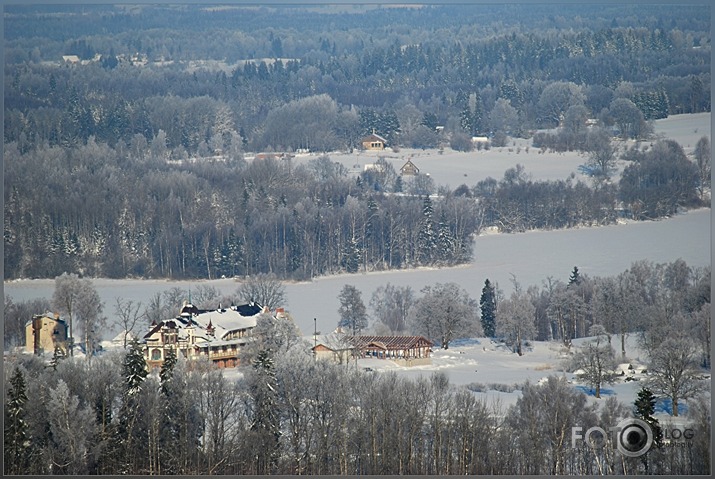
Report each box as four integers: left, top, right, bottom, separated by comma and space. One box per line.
159, 347, 177, 396
634, 387, 664, 447
249, 349, 281, 474
417, 196, 436, 265
437, 210, 455, 264
116, 339, 148, 474
634, 387, 664, 472
568, 266, 581, 286
49, 345, 66, 370
4, 367, 30, 475
158, 347, 180, 474
123, 339, 148, 396
480, 279, 497, 338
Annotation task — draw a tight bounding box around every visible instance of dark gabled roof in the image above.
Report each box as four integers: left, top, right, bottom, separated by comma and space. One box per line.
400, 159, 419, 173
235, 302, 263, 316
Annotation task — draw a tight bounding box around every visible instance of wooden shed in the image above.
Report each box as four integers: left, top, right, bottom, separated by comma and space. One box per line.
400, 159, 420, 176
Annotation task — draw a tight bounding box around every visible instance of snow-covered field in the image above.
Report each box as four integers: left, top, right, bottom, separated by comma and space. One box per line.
214, 332, 704, 421
4, 113, 711, 413
350, 334, 661, 412
290, 112, 712, 190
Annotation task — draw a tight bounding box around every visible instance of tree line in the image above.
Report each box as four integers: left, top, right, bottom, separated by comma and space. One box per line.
4, 132, 708, 281
4, 5, 710, 155
5, 354, 709, 475
336, 259, 710, 369
4, 309, 710, 476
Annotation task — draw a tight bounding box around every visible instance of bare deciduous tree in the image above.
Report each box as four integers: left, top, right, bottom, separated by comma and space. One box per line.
410, 282, 480, 350
235, 273, 286, 310
113, 297, 145, 348
583, 127, 618, 180
570, 325, 617, 398
646, 336, 707, 416
52, 273, 105, 359
497, 288, 536, 356
370, 283, 414, 333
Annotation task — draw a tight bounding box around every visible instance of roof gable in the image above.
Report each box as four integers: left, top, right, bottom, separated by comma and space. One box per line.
362, 133, 387, 143
400, 159, 420, 174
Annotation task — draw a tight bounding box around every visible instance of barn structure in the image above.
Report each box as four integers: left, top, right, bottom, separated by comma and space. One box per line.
313, 334, 433, 365
400, 159, 420, 176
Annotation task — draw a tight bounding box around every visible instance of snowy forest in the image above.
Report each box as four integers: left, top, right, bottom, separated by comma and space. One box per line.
3, 3, 712, 476
3, 3, 711, 280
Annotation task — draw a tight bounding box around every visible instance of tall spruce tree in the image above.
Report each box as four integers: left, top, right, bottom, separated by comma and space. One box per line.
436, 210, 455, 264
480, 279, 497, 338
4, 367, 30, 475
417, 196, 437, 265
158, 347, 180, 474
634, 387, 664, 473
116, 339, 148, 473
249, 350, 281, 474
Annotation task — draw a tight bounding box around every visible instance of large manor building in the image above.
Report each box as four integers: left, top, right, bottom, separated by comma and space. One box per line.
143, 301, 271, 369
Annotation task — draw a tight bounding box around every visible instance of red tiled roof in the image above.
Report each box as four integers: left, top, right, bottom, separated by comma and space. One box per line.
348, 335, 432, 350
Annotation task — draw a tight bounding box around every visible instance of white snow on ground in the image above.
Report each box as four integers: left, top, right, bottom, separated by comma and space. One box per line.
289, 112, 711, 190
349, 334, 710, 419
4, 113, 711, 415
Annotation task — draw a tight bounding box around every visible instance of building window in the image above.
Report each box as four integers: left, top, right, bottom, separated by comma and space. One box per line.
151, 349, 162, 361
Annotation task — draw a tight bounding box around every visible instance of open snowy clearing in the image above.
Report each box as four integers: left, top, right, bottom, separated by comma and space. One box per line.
289, 112, 711, 190
348, 333, 708, 421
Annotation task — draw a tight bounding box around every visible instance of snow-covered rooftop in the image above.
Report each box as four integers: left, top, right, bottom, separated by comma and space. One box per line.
144, 302, 264, 346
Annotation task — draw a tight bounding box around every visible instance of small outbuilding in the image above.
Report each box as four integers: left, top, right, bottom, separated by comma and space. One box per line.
313, 334, 433, 365
400, 159, 420, 176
